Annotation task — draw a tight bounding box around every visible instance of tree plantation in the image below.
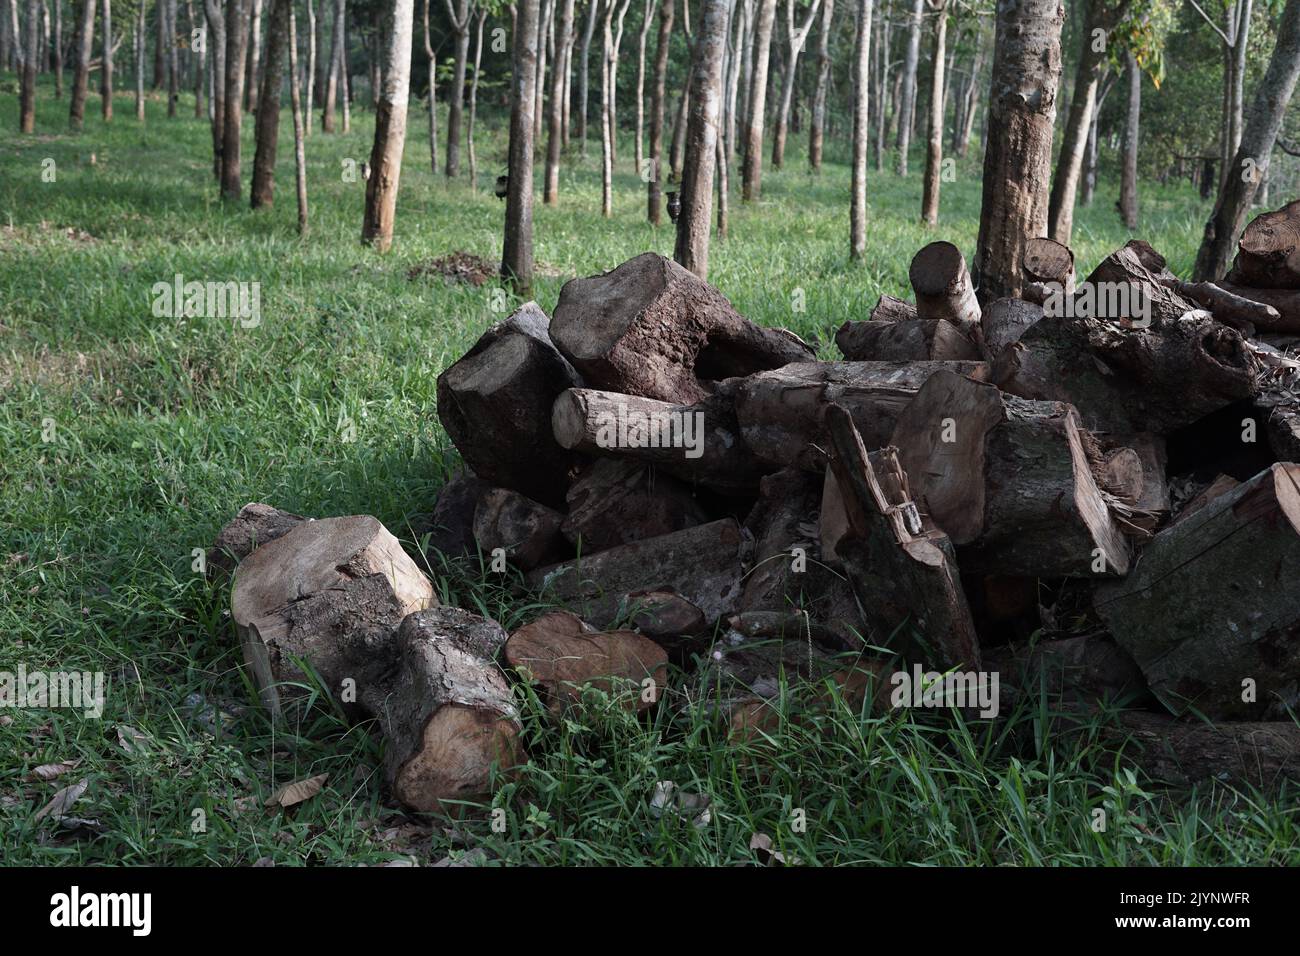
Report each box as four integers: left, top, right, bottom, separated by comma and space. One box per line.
4, 0, 1300, 879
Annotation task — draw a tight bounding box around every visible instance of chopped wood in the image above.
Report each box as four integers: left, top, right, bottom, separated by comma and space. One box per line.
739, 467, 822, 613
472, 488, 568, 571
980, 298, 1043, 356
819, 466, 848, 563
735, 360, 991, 472
208, 503, 307, 574
834, 318, 980, 362
1106, 712, 1300, 787
549, 252, 814, 405
623, 590, 708, 648
890, 369, 1130, 576
1161, 278, 1278, 333
870, 294, 918, 324
505, 610, 668, 712
1021, 236, 1075, 301
909, 241, 981, 333
1215, 282, 1300, 331
436, 302, 583, 506
1169, 473, 1239, 527
422, 471, 492, 558
561, 459, 709, 552
1094, 463, 1300, 720
1225, 199, 1300, 290
983, 634, 1149, 712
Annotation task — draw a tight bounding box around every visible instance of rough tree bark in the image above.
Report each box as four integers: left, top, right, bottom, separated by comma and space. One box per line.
221, 0, 250, 200
69, 0, 96, 129
740, 0, 775, 200
287, 0, 308, 234
1119, 49, 1139, 230
674, 0, 728, 279
545, 0, 575, 203
361, 0, 415, 252
894, 0, 922, 175
648, 0, 673, 222
971, 0, 1062, 303
502, 0, 541, 294
919, 0, 946, 226
445, 0, 472, 176
849, 0, 870, 258
250, 0, 289, 208
808, 0, 831, 170
770, 0, 820, 169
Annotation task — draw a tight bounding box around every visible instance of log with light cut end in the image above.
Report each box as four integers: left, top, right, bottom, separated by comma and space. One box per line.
1021, 236, 1075, 302
380, 608, 523, 812
561, 458, 709, 552
980, 298, 1043, 356
870, 294, 919, 323
1096, 447, 1145, 505
735, 360, 991, 472
208, 503, 308, 574
1227, 199, 1300, 290
1102, 432, 1170, 528
549, 252, 814, 404
834, 318, 980, 362
436, 302, 583, 507
889, 369, 1130, 577
526, 518, 747, 629
1107, 712, 1300, 787
231, 515, 436, 718
824, 404, 980, 670
505, 610, 668, 712
908, 242, 981, 333
472, 488, 567, 571
1094, 463, 1300, 720
550, 384, 767, 493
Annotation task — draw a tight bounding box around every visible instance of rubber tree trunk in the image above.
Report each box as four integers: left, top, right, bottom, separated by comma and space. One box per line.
1194, 0, 1300, 281
251, 0, 289, 208
221, 0, 250, 200
69, 0, 95, 129
322, 0, 343, 131
468, 8, 484, 187
971, 0, 1062, 304
1046, 0, 1117, 244
287, 0, 308, 233
953, 20, 984, 157
808, 0, 831, 170
503, 0, 540, 295
192, 1, 207, 118
1119, 49, 1139, 230
135, 0, 146, 120
362, 0, 415, 251
771, 0, 819, 169
600, 0, 615, 214
167, 0, 178, 115
53, 0, 63, 97
545, 0, 575, 203
445, 0, 471, 175
422, 0, 436, 170
245, 0, 261, 112
577, 0, 596, 151
19, 0, 36, 131
633, 0, 654, 173
648, 0, 673, 222
849, 0, 871, 258
674, 0, 728, 279
894, 0, 922, 175
305, 0, 314, 133
100, 0, 112, 121
740, 0, 775, 200
204, 0, 225, 173
919, 0, 945, 226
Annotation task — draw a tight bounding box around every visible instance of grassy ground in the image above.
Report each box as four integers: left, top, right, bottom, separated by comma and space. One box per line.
1, 76, 1296, 866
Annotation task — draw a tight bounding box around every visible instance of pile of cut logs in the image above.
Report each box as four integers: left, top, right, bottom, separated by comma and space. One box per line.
215, 206, 1300, 813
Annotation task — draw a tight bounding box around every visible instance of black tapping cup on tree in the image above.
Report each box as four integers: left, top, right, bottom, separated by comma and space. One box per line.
495, 174, 510, 200
666, 191, 681, 223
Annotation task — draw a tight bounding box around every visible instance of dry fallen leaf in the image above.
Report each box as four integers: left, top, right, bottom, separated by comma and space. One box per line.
115, 725, 150, 755
35, 778, 89, 821
264, 773, 329, 809
0, 715, 13, 727
749, 831, 803, 866
28, 758, 82, 782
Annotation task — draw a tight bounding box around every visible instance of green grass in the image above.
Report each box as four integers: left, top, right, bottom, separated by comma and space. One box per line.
1, 76, 1296, 866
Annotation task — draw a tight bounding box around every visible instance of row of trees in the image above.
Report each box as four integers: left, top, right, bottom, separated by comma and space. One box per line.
12, 0, 1300, 291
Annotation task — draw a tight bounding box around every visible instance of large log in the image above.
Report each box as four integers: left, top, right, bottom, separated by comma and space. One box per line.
980, 298, 1043, 356
561, 459, 710, 552
1225, 199, 1300, 290
1094, 463, 1300, 720
379, 608, 524, 812
472, 488, 568, 571
909, 242, 981, 333
824, 404, 980, 669
1216, 282, 1300, 331
983, 634, 1149, 712
551, 383, 767, 493
890, 370, 1130, 576
527, 518, 748, 629
436, 302, 583, 506
231, 515, 436, 717
735, 360, 991, 472
208, 503, 307, 574
505, 610, 668, 712
834, 318, 980, 362
739, 467, 823, 612
549, 253, 814, 404
1107, 712, 1300, 787
421, 471, 492, 559
870, 294, 918, 323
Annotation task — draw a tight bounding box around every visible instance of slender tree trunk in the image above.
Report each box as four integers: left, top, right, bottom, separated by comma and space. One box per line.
221, 0, 250, 199
168, 0, 179, 115
339, 18, 349, 130
873, 0, 886, 169
135, 0, 146, 120
53, 0, 63, 96
600, 0, 614, 214
634, 0, 654, 172
607, 0, 629, 165
675, 0, 727, 278
99, 0, 112, 121
648, 0, 672, 221
1194, 0, 1300, 280
422, 0, 436, 170
362, 0, 414, 250
546, 0, 575, 203
954, 19, 983, 157
669, 62, 690, 178
69, 0, 95, 129
1119, 49, 1139, 230
561, 4, 572, 144
204, 0, 225, 173
919, 0, 944, 226
971, 0, 1062, 302
468, 7, 484, 188
740, 0, 774, 200
577, 0, 596, 150
19, 0, 37, 131
287, 0, 308, 233
726, 0, 746, 167
191, 1, 205, 117
305, 0, 314, 133
894, 0, 921, 174
534, 0, 552, 143
445, 0, 471, 175
503, 0, 540, 294
245, 0, 260, 111
322, 0, 342, 130
808, 0, 831, 170
849, 0, 871, 258
251, 0, 288, 207
770, 0, 819, 169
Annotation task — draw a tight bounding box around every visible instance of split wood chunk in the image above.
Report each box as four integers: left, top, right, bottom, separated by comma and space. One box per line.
526, 518, 748, 629
1168, 473, 1239, 528
739, 467, 823, 613
1021, 236, 1075, 302
983, 635, 1149, 713
561, 459, 709, 552
1096, 447, 1145, 505
1226, 199, 1300, 290
380, 608, 523, 812
231, 515, 435, 718
1094, 463, 1300, 720
624, 590, 708, 648
1216, 282, 1300, 331
735, 360, 991, 472
980, 298, 1043, 356
549, 252, 814, 405
890, 370, 1130, 576
823, 404, 980, 669
505, 610, 668, 712
1163, 278, 1278, 332
422, 471, 492, 559
552, 385, 767, 494
700, 632, 838, 703
870, 294, 918, 324
1082, 240, 1199, 326
819, 467, 848, 563
1101, 432, 1170, 527
436, 302, 583, 507
472, 488, 567, 571
909, 242, 982, 333
834, 318, 980, 362
208, 503, 308, 574
1107, 712, 1300, 787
